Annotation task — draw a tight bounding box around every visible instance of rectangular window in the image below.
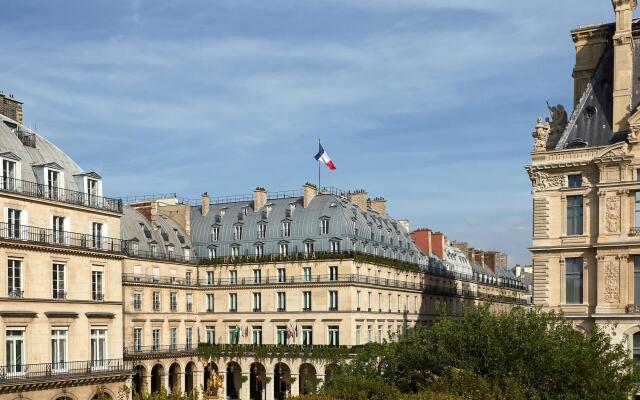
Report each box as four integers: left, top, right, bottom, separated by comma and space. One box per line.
367, 325, 372, 342
330, 241, 340, 253
635, 256, 640, 305
206, 326, 215, 344
7, 208, 21, 239
92, 222, 103, 249
320, 219, 329, 235
305, 242, 314, 254
282, 221, 291, 237
170, 292, 177, 311
51, 329, 67, 370
211, 226, 219, 241
253, 269, 262, 283
302, 326, 313, 346
153, 291, 161, 311
568, 174, 582, 188
92, 271, 103, 301
90, 328, 107, 368
229, 270, 237, 284
186, 327, 193, 348
253, 292, 262, 312
6, 329, 24, 374
255, 244, 264, 256
279, 243, 288, 256
150, 243, 158, 257
252, 326, 263, 345
257, 224, 266, 239
208, 247, 216, 259
229, 327, 239, 344
170, 328, 177, 349
566, 195, 583, 235
278, 268, 286, 283
47, 169, 60, 199
186, 271, 192, 285
186, 293, 193, 312
52, 216, 65, 244
565, 257, 584, 304
2, 159, 16, 190
52, 263, 65, 299
303, 267, 311, 282
276, 326, 288, 345
133, 328, 142, 352
329, 266, 338, 281
356, 325, 361, 345
133, 292, 142, 311
329, 290, 338, 311
635, 192, 640, 228
277, 292, 286, 311
207, 294, 214, 312
8, 259, 22, 298
87, 178, 99, 204
303, 291, 312, 311
234, 225, 243, 240
229, 293, 238, 312
328, 326, 340, 346
152, 328, 161, 350
207, 271, 214, 285
231, 246, 240, 257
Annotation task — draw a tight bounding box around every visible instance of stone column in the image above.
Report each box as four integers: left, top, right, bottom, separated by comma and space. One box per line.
265, 373, 275, 400
289, 373, 299, 397
240, 373, 251, 400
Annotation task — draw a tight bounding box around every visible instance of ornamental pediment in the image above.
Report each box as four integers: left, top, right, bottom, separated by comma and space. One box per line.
594, 142, 630, 161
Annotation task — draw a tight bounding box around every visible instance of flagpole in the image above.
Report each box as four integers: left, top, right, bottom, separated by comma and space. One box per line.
318, 138, 321, 194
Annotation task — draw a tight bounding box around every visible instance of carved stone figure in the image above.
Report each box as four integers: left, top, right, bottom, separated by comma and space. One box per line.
532, 117, 551, 152
605, 196, 621, 233
604, 260, 620, 303
546, 101, 568, 137
529, 170, 564, 191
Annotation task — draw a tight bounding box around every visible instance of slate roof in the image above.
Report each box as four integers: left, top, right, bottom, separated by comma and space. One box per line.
189, 192, 426, 265
555, 20, 640, 150
0, 113, 86, 190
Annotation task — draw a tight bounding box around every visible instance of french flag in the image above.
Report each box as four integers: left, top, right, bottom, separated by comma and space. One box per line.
314, 143, 336, 170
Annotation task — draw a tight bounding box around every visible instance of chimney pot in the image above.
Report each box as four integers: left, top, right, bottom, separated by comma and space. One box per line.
253, 187, 267, 211
303, 182, 317, 208
201, 192, 210, 216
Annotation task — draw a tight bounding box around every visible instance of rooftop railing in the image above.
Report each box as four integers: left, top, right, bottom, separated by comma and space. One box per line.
0, 358, 130, 383
197, 250, 527, 291
0, 176, 122, 213
0, 222, 126, 254
124, 248, 196, 264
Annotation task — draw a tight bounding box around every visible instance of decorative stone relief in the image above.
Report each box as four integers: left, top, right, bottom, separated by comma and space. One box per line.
605, 196, 621, 233
532, 117, 551, 152
604, 260, 620, 303
582, 170, 599, 186
529, 171, 564, 191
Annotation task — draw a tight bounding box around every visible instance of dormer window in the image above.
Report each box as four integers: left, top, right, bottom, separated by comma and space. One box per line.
183, 247, 191, 261
257, 223, 267, 239
211, 226, 220, 241
1, 156, 19, 191
282, 221, 291, 237
130, 240, 139, 256
330, 239, 341, 253
234, 225, 243, 241
150, 243, 158, 257
208, 246, 217, 259
320, 218, 330, 235
231, 245, 240, 258
167, 245, 175, 259
243, 207, 248, 216
47, 169, 61, 200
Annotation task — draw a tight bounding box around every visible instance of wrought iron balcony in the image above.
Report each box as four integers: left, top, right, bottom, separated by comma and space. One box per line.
7, 289, 23, 299
123, 248, 195, 264
52, 291, 67, 300
122, 273, 195, 286
0, 222, 126, 254
0, 176, 122, 213
123, 344, 197, 359
0, 358, 130, 385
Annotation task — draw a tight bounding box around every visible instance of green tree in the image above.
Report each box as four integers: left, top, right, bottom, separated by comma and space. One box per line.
313, 305, 639, 400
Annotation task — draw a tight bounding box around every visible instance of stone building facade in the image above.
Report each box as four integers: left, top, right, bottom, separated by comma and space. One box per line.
0, 95, 527, 400
527, 0, 640, 355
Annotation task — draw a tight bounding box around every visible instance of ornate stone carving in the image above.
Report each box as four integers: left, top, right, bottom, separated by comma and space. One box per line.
605, 196, 621, 233
546, 101, 568, 137
604, 260, 620, 303
529, 170, 564, 191
582, 170, 599, 186
532, 117, 551, 152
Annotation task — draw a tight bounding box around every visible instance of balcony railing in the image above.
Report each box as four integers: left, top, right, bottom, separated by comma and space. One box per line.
123, 344, 197, 358
8, 289, 23, 299
0, 358, 130, 383
122, 273, 195, 286
0, 223, 126, 254
124, 248, 195, 264
198, 250, 527, 291
0, 176, 123, 213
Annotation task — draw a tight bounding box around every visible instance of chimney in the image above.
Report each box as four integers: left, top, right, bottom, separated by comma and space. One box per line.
410, 228, 432, 257
612, 0, 637, 132
253, 187, 267, 211
368, 197, 387, 217
303, 182, 317, 208
347, 190, 368, 210
201, 192, 210, 216
0, 92, 23, 124
398, 219, 410, 232
430, 232, 445, 260
571, 26, 611, 107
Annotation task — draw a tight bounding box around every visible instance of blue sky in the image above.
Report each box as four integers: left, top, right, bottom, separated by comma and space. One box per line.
0, 1, 617, 265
